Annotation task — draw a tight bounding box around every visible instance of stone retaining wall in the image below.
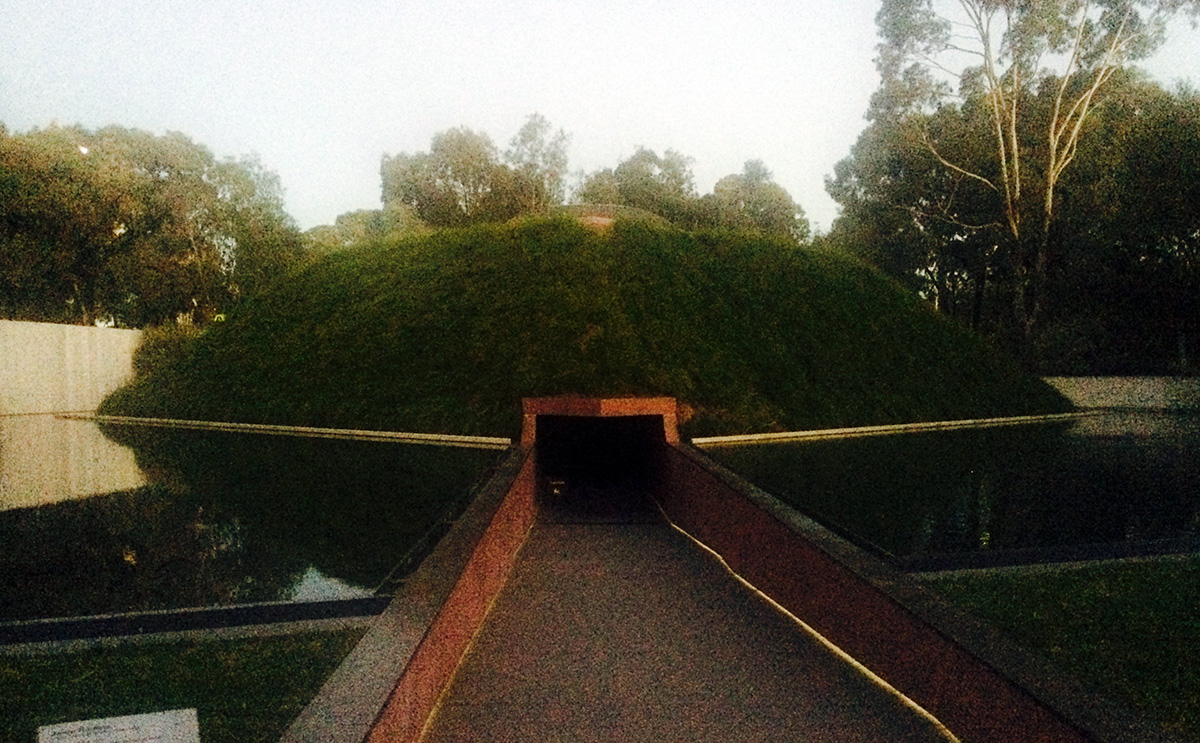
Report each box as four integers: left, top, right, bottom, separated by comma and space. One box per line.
655, 444, 1179, 743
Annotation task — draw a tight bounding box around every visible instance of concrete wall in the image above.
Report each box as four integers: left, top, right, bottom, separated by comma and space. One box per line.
0, 320, 142, 414
1046, 376, 1200, 410
0, 415, 146, 510
1, 321, 145, 509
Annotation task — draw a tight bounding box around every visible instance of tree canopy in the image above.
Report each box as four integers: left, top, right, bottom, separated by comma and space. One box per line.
577, 147, 701, 226
303, 203, 428, 255
0, 124, 304, 326
380, 114, 571, 228
828, 69, 1200, 372
577, 150, 810, 241
869, 0, 1200, 342
376, 117, 811, 243
504, 113, 571, 212
712, 160, 811, 243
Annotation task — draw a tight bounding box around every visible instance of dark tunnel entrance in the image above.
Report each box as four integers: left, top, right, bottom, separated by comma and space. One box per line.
535, 414, 666, 523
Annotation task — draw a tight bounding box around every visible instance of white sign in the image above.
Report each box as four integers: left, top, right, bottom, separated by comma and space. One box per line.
38, 709, 199, 743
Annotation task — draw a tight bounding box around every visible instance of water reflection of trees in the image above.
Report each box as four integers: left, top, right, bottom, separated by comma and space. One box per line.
711, 417, 1200, 559
0, 483, 281, 621
0, 426, 500, 621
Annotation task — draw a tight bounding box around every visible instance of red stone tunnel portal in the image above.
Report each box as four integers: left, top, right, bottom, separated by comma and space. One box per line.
522, 397, 679, 524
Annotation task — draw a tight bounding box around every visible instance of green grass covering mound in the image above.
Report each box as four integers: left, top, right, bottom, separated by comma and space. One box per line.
100, 217, 1069, 437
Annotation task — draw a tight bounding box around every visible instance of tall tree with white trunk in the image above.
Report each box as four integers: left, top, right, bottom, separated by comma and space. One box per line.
874, 0, 1199, 340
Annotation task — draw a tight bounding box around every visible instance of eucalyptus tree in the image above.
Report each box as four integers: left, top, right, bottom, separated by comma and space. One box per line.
504, 113, 571, 212
381, 127, 505, 227
0, 125, 118, 324
831, 69, 1200, 368
381, 122, 565, 228
827, 98, 1009, 330
874, 0, 1200, 339
1048, 74, 1200, 370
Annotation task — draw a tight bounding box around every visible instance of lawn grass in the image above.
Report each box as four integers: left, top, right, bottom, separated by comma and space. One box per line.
0, 628, 366, 743
100, 217, 1068, 438
928, 558, 1200, 740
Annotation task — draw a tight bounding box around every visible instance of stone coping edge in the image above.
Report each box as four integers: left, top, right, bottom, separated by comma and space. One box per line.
671, 443, 1187, 743
65, 414, 513, 450
280, 446, 533, 743
895, 535, 1200, 573
690, 411, 1099, 447
0, 598, 390, 648
2, 616, 376, 657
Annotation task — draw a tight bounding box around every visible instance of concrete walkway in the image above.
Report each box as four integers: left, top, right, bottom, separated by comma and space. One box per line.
419, 516, 958, 742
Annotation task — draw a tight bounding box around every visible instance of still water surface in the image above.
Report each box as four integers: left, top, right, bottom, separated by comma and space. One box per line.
707, 410, 1200, 566
0, 416, 502, 623
6, 408, 1196, 621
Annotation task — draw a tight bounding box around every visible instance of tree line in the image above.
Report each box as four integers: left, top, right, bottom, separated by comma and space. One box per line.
826, 0, 1200, 373
575, 147, 811, 243
308, 113, 810, 252
0, 124, 304, 326
7, 0, 1198, 376
3, 113, 809, 328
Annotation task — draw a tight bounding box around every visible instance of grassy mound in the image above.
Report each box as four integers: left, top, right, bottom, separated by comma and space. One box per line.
100, 217, 1069, 437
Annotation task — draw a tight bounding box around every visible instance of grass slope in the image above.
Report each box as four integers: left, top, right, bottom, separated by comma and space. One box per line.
101, 217, 1069, 437
0, 630, 365, 743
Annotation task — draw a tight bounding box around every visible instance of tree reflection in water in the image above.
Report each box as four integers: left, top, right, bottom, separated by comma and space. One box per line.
709, 411, 1200, 562
0, 425, 502, 622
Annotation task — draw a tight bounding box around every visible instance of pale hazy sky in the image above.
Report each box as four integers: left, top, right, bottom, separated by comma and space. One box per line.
3, 0, 1198, 233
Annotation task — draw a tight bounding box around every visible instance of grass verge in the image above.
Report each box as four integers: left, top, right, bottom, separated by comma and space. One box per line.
0, 628, 365, 743
927, 558, 1200, 740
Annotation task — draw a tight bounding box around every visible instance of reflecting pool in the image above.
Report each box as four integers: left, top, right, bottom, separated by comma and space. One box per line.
0, 417, 503, 623
706, 410, 1200, 566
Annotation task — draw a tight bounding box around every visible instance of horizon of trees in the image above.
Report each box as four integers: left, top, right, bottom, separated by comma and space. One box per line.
574, 147, 811, 242
366, 113, 811, 243
5, 20, 1199, 377
1, 112, 812, 329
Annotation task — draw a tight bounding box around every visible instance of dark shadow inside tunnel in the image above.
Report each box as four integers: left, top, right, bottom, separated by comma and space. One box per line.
534, 415, 666, 523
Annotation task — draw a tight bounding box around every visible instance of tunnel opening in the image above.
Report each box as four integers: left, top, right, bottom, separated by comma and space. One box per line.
534, 414, 666, 523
